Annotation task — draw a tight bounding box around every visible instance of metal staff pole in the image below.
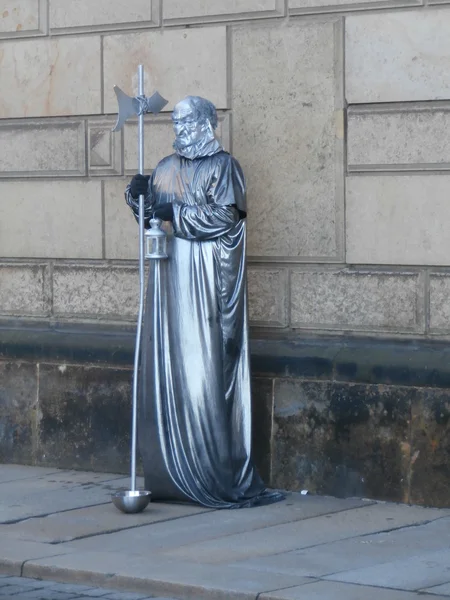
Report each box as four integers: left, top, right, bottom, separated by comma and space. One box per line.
131, 64, 146, 494
110, 66, 167, 514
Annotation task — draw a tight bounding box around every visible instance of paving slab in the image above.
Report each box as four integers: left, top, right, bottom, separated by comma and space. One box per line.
0, 539, 75, 576
161, 503, 450, 564
229, 517, 450, 578
0, 465, 61, 484
22, 551, 313, 600
259, 581, 450, 600
423, 582, 450, 596
0, 470, 142, 523
324, 548, 450, 591
2, 501, 210, 543
67, 494, 371, 554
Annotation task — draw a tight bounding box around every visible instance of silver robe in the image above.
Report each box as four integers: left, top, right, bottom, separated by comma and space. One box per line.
126, 149, 283, 508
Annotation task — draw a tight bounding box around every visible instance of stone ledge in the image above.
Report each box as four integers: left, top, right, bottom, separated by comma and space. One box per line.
2, 322, 450, 388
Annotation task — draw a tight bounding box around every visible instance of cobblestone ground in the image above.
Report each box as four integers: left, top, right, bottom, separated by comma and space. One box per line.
0, 576, 180, 600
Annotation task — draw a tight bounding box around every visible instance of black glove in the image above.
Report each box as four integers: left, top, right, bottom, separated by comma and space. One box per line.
153, 203, 174, 222
129, 174, 150, 199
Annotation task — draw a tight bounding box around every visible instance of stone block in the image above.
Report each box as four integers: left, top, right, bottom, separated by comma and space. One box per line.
123, 113, 230, 174
103, 27, 227, 114
0, 0, 46, 38
346, 10, 450, 103
326, 548, 450, 591
52, 265, 139, 318
0, 540, 73, 577
289, 0, 418, 14
49, 0, 159, 33
409, 388, 450, 508
0, 362, 38, 464
251, 377, 274, 483
0, 35, 101, 118
272, 379, 411, 502
37, 364, 132, 472
247, 267, 288, 327
104, 178, 139, 260
430, 273, 450, 334
232, 21, 344, 260
0, 119, 86, 177
0, 471, 137, 523
5, 501, 206, 544
0, 264, 49, 316
239, 519, 450, 581
261, 581, 447, 600
346, 175, 450, 266
290, 268, 422, 333
0, 181, 102, 259
163, 0, 284, 24
348, 105, 450, 172
88, 118, 122, 176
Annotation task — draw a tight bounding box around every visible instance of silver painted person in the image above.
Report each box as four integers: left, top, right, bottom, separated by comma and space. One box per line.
125, 96, 284, 508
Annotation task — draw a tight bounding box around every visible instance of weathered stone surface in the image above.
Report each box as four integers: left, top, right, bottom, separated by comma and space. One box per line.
23, 550, 310, 599
429, 274, 450, 334
0, 119, 86, 177
0, 264, 49, 316
0, 362, 37, 464
49, 0, 158, 32
272, 379, 411, 502
346, 10, 450, 103
247, 267, 287, 327
261, 581, 447, 600
103, 27, 227, 114
0, 35, 101, 118
0, 465, 59, 483
410, 388, 450, 508
164, 503, 446, 564
290, 268, 422, 333
0, 181, 102, 259
37, 364, 132, 472
346, 175, 450, 266
0, 0, 44, 36
163, 0, 284, 24
88, 118, 122, 176
52, 265, 139, 318
326, 548, 450, 591
104, 179, 139, 260
251, 378, 273, 484
0, 540, 73, 576
0, 470, 133, 523
232, 21, 343, 260
238, 519, 450, 581
123, 113, 230, 174
4, 501, 206, 544
289, 0, 418, 14
68, 494, 369, 555
347, 106, 450, 171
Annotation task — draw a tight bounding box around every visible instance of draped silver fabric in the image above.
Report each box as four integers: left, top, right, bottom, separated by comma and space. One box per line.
126, 150, 284, 508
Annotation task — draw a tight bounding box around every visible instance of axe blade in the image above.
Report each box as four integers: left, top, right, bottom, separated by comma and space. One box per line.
146, 91, 169, 114
112, 86, 138, 132
112, 87, 169, 132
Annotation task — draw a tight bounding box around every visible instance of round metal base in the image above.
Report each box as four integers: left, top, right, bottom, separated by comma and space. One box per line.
111, 490, 152, 514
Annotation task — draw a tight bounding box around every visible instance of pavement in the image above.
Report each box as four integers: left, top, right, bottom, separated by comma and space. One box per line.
1, 465, 450, 600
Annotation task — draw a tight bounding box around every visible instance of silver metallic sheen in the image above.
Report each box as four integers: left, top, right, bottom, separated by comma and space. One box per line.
125, 96, 284, 509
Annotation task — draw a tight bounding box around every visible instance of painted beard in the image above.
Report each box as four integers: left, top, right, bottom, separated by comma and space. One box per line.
173, 125, 223, 160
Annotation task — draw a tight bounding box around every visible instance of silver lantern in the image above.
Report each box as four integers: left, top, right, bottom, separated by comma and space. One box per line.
145, 217, 168, 259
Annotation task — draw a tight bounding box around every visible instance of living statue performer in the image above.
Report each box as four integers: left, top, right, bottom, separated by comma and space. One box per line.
125, 95, 284, 508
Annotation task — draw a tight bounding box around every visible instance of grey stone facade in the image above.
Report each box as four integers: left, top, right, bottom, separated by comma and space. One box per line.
1, 1, 450, 507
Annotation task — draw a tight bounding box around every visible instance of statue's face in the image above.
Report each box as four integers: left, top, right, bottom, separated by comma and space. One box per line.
172, 99, 207, 149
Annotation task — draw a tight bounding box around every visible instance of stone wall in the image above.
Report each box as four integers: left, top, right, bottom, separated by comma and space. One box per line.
1, 1, 450, 506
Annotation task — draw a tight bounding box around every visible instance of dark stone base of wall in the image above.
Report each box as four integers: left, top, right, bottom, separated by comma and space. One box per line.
1, 323, 449, 507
